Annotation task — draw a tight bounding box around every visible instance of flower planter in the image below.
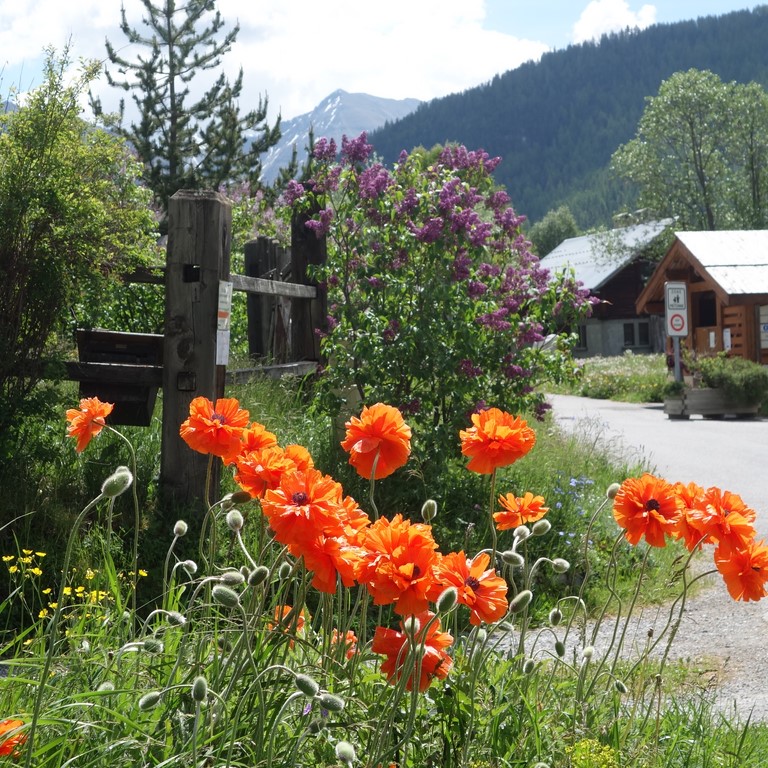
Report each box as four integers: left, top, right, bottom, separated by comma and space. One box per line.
664, 387, 760, 420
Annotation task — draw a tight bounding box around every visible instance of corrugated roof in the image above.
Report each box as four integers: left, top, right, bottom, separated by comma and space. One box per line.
676, 230, 768, 295
539, 219, 673, 291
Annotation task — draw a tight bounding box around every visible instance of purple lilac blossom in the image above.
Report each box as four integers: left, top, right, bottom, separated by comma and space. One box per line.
451, 253, 472, 281
359, 164, 392, 199
411, 217, 444, 243
459, 359, 483, 378
313, 137, 338, 161
305, 208, 335, 237
341, 133, 373, 164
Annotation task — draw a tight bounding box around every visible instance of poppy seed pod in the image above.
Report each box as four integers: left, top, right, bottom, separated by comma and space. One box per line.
101, 466, 133, 498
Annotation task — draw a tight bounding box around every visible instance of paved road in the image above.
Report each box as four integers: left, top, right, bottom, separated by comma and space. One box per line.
544, 394, 768, 721
545, 394, 768, 538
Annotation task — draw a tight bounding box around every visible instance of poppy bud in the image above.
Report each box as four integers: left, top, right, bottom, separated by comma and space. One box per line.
335, 740, 356, 765
319, 692, 345, 711
548, 607, 562, 626
523, 658, 536, 675
509, 590, 533, 613
167, 611, 186, 627
142, 637, 163, 654
531, 519, 551, 536
514, 525, 531, 541
421, 499, 438, 522
181, 559, 198, 575
501, 550, 525, 567
295, 673, 320, 697
220, 569, 245, 586
211, 584, 240, 608
101, 466, 133, 498
138, 691, 162, 710
277, 562, 293, 580
248, 566, 270, 587
606, 482, 621, 499
552, 558, 570, 574
615, 679, 628, 694
192, 675, 208, 703
226, 509, 244, 531
436, 586, 458, 614
173, 519, 188, 537
582, 645, 595, 660
402, 615, 421, 636
554, 640, 566, 657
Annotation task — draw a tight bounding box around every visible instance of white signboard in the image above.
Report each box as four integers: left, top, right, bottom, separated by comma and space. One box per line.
216, 280, 233, 365
665, 281, 688, 337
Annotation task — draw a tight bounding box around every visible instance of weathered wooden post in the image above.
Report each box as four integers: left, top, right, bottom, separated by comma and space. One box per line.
160, 190, 232, 512
244, 237, 277, 359
290, 209, 327, 361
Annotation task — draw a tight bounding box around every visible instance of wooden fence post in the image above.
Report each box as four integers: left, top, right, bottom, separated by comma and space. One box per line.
160, 190, 232, 513
244, 237, 276, 359
290, 210, 327, 361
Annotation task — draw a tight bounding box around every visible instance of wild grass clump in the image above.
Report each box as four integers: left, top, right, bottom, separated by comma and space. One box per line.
1, 384, 766, 767
552, 352, 670, 403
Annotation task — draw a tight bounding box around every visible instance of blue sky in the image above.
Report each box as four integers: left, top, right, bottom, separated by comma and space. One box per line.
0, 0, 759, 121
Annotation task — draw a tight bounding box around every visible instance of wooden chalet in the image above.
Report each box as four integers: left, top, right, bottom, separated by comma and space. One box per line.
539, 220, 673, 356
635, 231, 768, 364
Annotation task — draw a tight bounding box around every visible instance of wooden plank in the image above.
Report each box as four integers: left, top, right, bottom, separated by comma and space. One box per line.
230, 272, 316, 299
65, 361, 163, 386
226, 361, 317, 384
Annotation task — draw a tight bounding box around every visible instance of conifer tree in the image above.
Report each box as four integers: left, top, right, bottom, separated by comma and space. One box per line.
92, 0, 281, 226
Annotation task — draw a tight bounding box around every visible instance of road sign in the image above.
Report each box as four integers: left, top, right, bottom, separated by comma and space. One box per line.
665, 281, 688, 337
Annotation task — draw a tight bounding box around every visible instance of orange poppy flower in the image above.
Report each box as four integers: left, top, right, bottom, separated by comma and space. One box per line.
338, 494, 371, 544
459, 408, 536, 474
670, 481, 708, 551
261, 468, 346, 545
714, 539, 768, 602
372, 611, 453, 691
268, 605, 308, 649
612, 473, 681, 547
179, 396, 250, 459
224, 421, 278, 465
290, 533, 363, 593
340, 403, 412, 480
686, 487, 757, 555
358, 514, 439, 616
331, 628, 359, 660
283, 444, 314, 472
65, 397, 114, 453
429, 551, 508, 625
0, 719, 27, 757
494, 492, 549, 530
234, 445, 297, 499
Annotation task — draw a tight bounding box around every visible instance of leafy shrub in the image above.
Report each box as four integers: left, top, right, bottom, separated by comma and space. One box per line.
694, 353, 768, 405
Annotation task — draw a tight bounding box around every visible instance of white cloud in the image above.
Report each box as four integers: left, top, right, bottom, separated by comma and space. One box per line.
572, 0, 656, 44
1, 0, 550, 121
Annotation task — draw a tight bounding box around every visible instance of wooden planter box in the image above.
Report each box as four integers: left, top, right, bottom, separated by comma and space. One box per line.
664, 387, 760, 420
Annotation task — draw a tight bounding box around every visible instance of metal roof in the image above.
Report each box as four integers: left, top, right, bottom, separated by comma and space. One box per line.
539, 219, 673, 291
676, 230, 768, 295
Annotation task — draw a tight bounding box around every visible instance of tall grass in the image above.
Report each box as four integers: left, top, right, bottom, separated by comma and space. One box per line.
1, 373, 766, 767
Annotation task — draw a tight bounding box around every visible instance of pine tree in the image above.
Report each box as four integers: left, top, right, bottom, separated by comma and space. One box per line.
92, 0, 281, 227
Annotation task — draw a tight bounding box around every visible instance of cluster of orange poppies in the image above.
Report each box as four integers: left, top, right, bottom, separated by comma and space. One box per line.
0, 719, 26, 758
64, 393, 766, 695
612, 473, 768, 602
175, 399, 543, 691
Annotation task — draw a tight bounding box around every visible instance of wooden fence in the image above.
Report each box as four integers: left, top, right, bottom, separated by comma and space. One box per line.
71, 190, 326, 512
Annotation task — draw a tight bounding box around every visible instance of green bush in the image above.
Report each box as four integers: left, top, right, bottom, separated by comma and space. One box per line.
694, 353, 768, 405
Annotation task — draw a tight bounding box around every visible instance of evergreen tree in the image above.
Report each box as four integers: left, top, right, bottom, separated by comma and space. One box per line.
92, 0, 281, 226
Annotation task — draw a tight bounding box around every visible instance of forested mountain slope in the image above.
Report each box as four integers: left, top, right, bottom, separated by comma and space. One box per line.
369, 6, 768, 228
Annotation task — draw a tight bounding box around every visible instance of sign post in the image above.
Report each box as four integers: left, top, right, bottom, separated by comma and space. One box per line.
665, 281, 689, 382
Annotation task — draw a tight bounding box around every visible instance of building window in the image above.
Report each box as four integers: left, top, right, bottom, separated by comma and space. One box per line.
624, 320, 650, 348
575, 324, 587, 349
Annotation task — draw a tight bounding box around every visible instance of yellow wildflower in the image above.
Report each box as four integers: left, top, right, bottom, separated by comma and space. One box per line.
1, 555, 13, 562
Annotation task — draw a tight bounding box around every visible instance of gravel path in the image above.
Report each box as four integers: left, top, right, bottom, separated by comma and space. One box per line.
544, 394, 768, 722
